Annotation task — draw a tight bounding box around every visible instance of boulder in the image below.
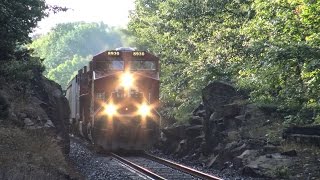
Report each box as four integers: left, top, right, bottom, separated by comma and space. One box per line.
221, 103, 241, 118
263, 145, 280, 154
223, 117, 242, 130
187, 135, 204, 152
225, 141, 239, 150
206, 154, 219, 168
162, 124, 187, 141
175, 139, 187, 154
24, 118, 34, 126
202, 81, 237, 114
283, 125, 320, 136
0, 92, 9, 119
234, 149, 259, 168
189, 116, 203, 125
44, 119, 55, 128
32, 76, 70, 154
192, 103, 205, 117
235, 115, 245, 121
231, 143, 247, 155
201, 82, 239, 152
283, 125, 320, 146
242, 153, 295, 178
185, 125, 203, 138
281, 150, 297, 157
158, 138, 181, 155
213, 143, 224, 153
246, 138, 266, 149
1, 76, 71, 154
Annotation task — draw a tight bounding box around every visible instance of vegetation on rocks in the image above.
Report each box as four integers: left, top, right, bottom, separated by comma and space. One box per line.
128, 0, 320, 125
159, 81, 320, 179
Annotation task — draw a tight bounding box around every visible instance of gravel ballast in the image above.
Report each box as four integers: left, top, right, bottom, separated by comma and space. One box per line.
69, 138, 149, 180
69, 137, 255, 180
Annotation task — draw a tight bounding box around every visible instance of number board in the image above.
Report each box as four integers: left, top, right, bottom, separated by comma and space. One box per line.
132, 51, 145, 57
107, 51, 120, 56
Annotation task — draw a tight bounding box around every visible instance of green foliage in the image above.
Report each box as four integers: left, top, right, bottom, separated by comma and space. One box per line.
47, 55, 91, 88
0, 0, 67, 91
239, 0, 320, 123
274, 166, 289, 179
129, 0, 320, 124
0, 50, 45, 82
314, 115, 320, 125
129, 0, 252, 121
30, 22, 126, 89
0, 0, 47, 59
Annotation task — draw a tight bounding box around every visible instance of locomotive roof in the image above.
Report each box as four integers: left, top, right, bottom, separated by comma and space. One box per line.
115, 47, 135, 51
92, 48, 159, 61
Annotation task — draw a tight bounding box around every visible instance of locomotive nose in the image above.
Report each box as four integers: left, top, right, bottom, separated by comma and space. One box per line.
138, 103, 151, 117
120, 72, 134, 88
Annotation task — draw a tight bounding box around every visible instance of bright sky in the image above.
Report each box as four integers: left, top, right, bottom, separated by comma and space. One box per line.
35, 0, 135, 34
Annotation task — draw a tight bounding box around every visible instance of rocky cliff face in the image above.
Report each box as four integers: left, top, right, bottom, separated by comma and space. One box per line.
0, 75, 72, 179
159, 81, 320, 179
0, 75, 70, 153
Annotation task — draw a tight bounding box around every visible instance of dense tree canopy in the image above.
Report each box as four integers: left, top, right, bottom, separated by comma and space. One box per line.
129, 0, 320, 124
1, 0, 318, 125
0, 0, 46, 60
30, 22, 126, 88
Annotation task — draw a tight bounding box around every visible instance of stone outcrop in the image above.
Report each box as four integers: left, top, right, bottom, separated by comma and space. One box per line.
202, 81, 243, 154
0, 74, 74, 179
0, 75, 70, 154
160, 81, 320, 179
283, 125, 320, 146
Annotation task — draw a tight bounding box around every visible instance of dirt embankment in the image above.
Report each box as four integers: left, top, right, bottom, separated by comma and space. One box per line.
0, 75, 77, 179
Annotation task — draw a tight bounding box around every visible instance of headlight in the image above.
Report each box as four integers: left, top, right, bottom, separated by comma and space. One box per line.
120, 72, 133, 88
104, 104, 117, 116
138, 103, 150, 116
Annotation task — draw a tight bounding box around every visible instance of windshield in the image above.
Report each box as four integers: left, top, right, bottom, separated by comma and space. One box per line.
110, 60, 124, 70
96, 60, 124, 71
131, 60, 156, 70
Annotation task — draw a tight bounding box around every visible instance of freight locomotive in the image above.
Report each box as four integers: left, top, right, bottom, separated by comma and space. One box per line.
66, 47, 161, 151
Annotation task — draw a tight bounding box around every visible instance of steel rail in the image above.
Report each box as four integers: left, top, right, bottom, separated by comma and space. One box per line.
143, 153, 223, 180
110, 153, 166, 180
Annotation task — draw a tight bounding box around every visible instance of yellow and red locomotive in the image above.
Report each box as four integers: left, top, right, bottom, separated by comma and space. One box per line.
66, 48, 161, 151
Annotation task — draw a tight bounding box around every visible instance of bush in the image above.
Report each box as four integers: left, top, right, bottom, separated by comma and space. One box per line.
0, 51, 44, 82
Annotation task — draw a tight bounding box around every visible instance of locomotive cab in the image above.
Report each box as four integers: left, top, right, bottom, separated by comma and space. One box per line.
67, 48, 160, 151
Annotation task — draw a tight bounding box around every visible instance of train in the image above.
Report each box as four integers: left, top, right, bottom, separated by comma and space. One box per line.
66, 47, 161, 151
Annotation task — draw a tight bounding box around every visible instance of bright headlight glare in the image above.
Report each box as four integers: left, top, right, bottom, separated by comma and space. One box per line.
120, 73, 133, 88
139, 104, 150, 116
104, 104, 117, 116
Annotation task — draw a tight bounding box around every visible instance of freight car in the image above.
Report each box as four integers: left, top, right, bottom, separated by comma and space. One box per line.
66, 47, 161, 151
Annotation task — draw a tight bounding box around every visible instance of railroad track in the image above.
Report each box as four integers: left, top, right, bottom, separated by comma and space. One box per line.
110, 152, 222, 180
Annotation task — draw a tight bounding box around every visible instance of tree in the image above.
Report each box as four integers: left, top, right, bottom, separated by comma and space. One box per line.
129, 0, 252, 120
129, 0, 320, 124
238, 0, 320, 124
0, 0, 47, 60
30, 22, 126, 89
